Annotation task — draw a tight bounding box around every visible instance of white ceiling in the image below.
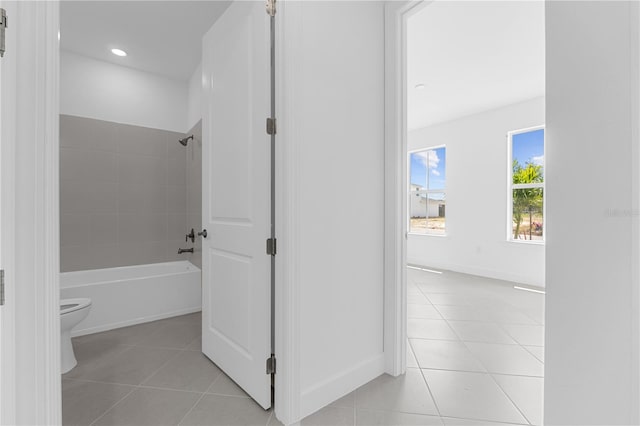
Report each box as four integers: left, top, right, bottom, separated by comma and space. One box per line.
60, 1, 231, 81
407, 1, 545, 131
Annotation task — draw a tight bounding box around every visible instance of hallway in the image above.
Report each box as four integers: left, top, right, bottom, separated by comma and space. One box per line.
62, 267, 543, 425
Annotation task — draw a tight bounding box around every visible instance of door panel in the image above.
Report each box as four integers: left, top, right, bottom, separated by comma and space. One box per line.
201, 1, 271, 410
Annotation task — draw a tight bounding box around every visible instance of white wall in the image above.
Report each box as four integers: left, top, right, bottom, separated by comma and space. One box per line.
545, 1, 639, 424
278, 1, 385, 421
408, 97, 545, 287
60, 50, 188, 132
187, 63, 202, 131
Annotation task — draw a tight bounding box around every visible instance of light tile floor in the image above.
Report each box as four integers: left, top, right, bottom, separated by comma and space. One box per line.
63, 268, 544, 425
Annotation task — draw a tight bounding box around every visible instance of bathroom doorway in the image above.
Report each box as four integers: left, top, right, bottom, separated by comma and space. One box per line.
58, 1, 275, 423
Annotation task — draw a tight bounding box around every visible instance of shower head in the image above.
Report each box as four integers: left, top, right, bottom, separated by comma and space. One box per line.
178, 135, 194, 146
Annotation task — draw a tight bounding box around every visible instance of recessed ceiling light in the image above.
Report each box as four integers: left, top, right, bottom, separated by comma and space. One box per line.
415, 83, 426, 90
111, 48, 127, 57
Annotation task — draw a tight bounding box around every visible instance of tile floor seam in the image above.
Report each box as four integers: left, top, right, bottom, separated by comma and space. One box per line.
499, 323, 545, 349
88, 386, 136, 426
486, 373, 534, 426
442, 414, 529, 425
176, 390, 207, 426
414, 282, 436, 306
408, 339, 442, 418
459, 340, 543, 378
62, 377, 137, 386
138, 347, 187, 387
66, 343, 138, 379
521, 346, 544, 363
90, 353, 204, 426
443, 320, 520, 346
130, 343, 196, 350
85, 348, 193, 425
205, 390, 252, 399
135, 384, 206, 394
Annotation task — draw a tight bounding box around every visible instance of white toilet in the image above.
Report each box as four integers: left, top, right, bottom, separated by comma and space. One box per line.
60, 298, 92, 374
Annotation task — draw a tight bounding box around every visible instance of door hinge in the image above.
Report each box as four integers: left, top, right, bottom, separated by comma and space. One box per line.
0, 8, 7, 58
266, 0, 276, 17
266, 238, 277, 256
266, 355, 276, 374
266, 118, 277, 136
0, 270, 5, 306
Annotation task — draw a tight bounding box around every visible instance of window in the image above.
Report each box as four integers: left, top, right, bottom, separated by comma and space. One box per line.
409, 146, 446, 235
508, 126, 544, 242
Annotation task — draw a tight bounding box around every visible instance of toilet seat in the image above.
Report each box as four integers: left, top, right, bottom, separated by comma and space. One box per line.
60, 298, 91, 315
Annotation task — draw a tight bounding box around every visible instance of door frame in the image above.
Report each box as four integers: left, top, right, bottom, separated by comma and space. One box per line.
382, 0, 424, 377
1, 1, 61, 425
0, 0, 16, 423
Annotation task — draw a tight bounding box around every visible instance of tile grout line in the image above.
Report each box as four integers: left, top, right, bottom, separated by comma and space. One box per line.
486, 372, 534, 425
87, 347, 188, 425
138, 347, 189, 387
416, 366, 543, 380
442, 414, 530, 426
408, 339, 443, 418
176, 391, 207, 426
412, 269, 542, 425
88, 386, 136, 426
521, 345, 544, 363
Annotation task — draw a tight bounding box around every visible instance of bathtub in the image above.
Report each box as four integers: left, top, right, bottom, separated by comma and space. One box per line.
60, 261, 201, 337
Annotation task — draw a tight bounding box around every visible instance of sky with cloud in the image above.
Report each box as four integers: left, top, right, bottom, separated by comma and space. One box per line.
410, 147, 446, 190
513, 128, 544, 174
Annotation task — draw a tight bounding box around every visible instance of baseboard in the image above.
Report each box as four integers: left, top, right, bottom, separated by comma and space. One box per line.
71, 307, 201, 337
299, 353, 385, 421
406, 259, 545, 289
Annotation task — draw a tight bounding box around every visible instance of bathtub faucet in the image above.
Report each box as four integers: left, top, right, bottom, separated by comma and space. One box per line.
178, 248, 194, 254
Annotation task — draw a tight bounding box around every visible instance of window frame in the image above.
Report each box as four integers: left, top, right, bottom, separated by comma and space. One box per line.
407, 145, 447, 237
507, 125, 545, 244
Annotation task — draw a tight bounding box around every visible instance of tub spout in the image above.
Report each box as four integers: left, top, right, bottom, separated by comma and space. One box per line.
178, 248, 194, 254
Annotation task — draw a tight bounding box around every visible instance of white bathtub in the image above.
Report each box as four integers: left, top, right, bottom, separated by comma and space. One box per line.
60, 261, 201, 337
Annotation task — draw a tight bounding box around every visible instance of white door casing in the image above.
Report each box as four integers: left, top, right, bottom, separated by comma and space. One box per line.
0, 1, 12, 424
201, 0, 272, 410
0, 1, 60, 425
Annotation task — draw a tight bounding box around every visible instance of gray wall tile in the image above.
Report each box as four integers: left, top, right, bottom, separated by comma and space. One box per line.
167, 185, 187, 214
60, 148, 90, 182
89, 213, 118, 245
167, 214, 188, 242
118, 213, 167, 244
85, 151, 118, 183
167, 155, 186, 186
61, 245, 93, 273
118, 154, 167, 186
186, 121, 202, 269
60, 115, 189, 272
119, 183, 167, 213
117, 124, 168, 158
167, 131, 188, 159
88, 244, 122, 270
60, 213, 90, 248
60, 115, 117, 152
117, 241, 169, 267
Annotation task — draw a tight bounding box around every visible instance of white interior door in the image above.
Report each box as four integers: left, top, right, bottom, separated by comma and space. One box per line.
201, 1, 272, 410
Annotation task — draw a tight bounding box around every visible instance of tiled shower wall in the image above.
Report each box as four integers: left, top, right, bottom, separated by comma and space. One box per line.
59, 115, 192, 272
185, 120, 203, 269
